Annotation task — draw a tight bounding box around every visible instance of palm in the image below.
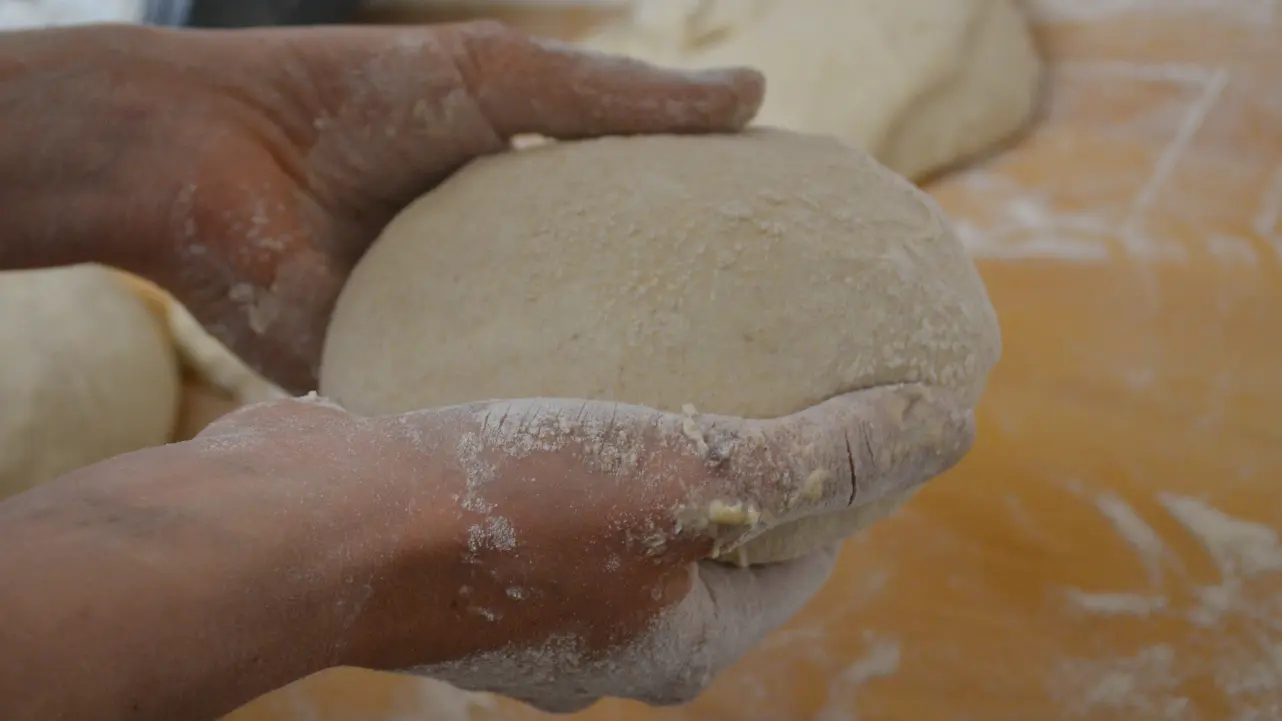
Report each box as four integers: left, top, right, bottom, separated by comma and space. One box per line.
158, 22, 763, 395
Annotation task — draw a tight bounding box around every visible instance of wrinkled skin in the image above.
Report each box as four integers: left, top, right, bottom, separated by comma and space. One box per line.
197, 386, 972, 713
0, 21, 763, 393
0, 21, 977, 721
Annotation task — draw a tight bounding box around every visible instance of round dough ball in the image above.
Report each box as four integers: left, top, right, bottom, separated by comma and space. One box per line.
0, 265, 180, 498
319, 129, 1001, 563
111, 270, 287, 411
165, 300, 287, 408
581, 0, 1042, 181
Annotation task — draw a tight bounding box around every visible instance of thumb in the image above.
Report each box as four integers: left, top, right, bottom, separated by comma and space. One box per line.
452, 21, 765, 140
695, 546, 840, 646
195, 394, 349, 439
639, 547, 840, 707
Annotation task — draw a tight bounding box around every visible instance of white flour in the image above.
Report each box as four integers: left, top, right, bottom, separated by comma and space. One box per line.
1056, 493, 1282, 719
410, 557, 832, 714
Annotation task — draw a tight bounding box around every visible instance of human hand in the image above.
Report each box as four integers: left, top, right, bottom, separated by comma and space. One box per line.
0, 22, 763, 394
193, 382, 973, 712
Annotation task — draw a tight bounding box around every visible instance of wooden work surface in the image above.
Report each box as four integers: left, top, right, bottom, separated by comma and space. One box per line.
226, 2, 1282, 719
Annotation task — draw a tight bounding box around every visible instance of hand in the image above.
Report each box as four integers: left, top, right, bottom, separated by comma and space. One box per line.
194, 383, 973, 712
0, 22, 764, 394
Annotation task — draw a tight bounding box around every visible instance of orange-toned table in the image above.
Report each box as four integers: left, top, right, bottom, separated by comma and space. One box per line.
226, 3, 1282, 719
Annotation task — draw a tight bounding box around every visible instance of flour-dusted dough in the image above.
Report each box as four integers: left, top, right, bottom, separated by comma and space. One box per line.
580, 0, 1041, 181
0, 265, 180, 499
319, 129, 1001, 563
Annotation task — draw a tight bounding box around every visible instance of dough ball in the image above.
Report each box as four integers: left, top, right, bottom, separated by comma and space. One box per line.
111, 271, 286, 409
319, 129, 1001, 563
0, 265, 180, 498
109, 271, 287, 441
580, 0, 1042, 180
165, 300, 287, 408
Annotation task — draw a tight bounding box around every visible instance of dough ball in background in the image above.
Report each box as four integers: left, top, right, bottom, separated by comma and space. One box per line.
319, 128, 1001, 564
0, 265, 180, 499
112, 272, 288, 442
580, 0, 1043, 181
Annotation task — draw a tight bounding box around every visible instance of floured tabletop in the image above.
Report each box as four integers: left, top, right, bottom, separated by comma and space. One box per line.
226, 2, 1282, 719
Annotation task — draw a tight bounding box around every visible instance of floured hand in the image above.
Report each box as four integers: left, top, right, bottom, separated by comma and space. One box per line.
0, 22, 764, 395
194, 384, 972, 712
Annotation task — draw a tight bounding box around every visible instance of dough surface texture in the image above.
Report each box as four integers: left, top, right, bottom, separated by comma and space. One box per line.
0, 265, 180, 498
319, 129, 1001, 563
580, 0, 1042, 180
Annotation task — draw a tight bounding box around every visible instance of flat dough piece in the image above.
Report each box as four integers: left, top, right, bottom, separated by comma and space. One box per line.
165, 300, 288, 408
111, 272, 286, 408
0, 265, 180, 498
111, 272, 288, 440
580, 0, 1042, 180
319, 129, 1001, 563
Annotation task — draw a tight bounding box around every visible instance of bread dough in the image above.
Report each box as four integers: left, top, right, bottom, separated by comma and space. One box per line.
0, 265, 180, 498
165, 300, 288, 407
111, 271, 288, 440
319, 129, 1000, 563
579, 0, 1042, 181
111, 272, 287, 408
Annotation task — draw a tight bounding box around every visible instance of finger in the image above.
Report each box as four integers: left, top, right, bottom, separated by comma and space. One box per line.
427, 387, 971, 565
667, 384, 975, 553
174, 247, 340, 397
195, 394, 348, 439
450, 21, 765, 140
157, 147, 342, 395
638, 547, 840, 706
697, 545, 839, 640
496, 548, 839, 711
788, 384, 978, 510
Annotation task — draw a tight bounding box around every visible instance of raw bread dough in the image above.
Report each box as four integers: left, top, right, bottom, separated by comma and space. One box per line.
319, 129, 1000, 563
111, 271, 288, 440
111, 271, 286, 408
165, 300, 288, 408
580, 0, 1042, 181
0, 265, 180, 498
